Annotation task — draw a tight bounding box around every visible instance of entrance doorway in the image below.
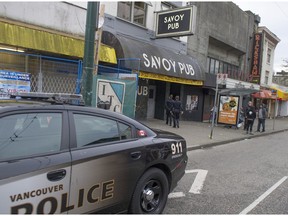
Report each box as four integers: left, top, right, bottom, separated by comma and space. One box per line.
147, 85, 156, 118
170, 83, 181, 99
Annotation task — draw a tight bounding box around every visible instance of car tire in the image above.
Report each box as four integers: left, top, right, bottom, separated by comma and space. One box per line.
129, 168, 169, 214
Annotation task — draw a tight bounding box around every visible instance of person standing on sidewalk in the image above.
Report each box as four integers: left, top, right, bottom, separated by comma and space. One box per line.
257, 104, 267, 132
172, 95, 183, 128
165, 94, 174, 126
245, 101, 256, 135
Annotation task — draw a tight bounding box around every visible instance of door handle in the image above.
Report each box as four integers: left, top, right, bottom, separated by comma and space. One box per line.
130, 151, 142, 160
47, 169, 66, 182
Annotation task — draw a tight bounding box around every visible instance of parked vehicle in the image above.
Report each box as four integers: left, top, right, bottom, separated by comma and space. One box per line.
0, 92, 187, 214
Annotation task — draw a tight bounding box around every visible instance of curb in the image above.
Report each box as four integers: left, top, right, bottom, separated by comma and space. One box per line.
187, 129, 288, 151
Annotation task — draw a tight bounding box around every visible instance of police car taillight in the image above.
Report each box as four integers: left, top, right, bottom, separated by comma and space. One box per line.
137, 129, 147, 137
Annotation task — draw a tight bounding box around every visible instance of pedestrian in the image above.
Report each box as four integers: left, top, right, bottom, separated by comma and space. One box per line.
165, 94, 174, 126
238, 106, 245, 128
245, 101, 256, 135
172, 95, 184, 128
210, 105, 218, 125
256, 104, 267, 132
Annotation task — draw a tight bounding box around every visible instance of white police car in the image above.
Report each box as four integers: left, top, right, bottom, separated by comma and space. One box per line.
0, 92, 187, 214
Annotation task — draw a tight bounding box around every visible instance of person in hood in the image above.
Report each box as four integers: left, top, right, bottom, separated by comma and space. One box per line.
245, 101, 256, 135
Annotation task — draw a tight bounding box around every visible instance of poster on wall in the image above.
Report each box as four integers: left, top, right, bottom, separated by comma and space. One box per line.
0, 70, 30, 99
185, 95, 198, 111
218, 95, 239, 125
96, 79, 125, 113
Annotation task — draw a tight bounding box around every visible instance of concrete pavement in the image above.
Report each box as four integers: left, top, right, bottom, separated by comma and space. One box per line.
140, 117, 288, 151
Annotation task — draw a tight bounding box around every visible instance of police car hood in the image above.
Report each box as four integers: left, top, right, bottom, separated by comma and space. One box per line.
151, 128, 184, 140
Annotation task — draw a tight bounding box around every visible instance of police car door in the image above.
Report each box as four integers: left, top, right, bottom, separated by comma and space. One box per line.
0, 110, 71, 214
68, 112, 146, 214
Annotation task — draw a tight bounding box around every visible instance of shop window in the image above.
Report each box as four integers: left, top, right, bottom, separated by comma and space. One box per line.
117, 2, 147, 27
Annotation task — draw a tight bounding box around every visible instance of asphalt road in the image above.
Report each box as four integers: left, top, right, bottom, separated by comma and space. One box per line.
164, 131, 288, 214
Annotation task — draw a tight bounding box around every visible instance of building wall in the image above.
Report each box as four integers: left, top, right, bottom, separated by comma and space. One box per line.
187, 2, 254, 74
259, 32, 278, 86
0, 2, 86, 37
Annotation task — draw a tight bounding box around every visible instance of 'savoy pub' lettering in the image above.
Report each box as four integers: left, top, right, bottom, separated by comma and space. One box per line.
164, 14, 185, 30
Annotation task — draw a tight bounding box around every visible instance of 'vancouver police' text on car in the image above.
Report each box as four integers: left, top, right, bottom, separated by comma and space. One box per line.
0, 93, 187, 214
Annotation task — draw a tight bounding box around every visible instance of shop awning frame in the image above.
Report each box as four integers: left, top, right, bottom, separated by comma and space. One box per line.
251, 89, 277, 99
102, 31, 205, 82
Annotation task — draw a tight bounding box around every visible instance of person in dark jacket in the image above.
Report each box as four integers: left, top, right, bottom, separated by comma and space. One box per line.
257, 104, 267, 132
165, 94, 174, 126
245, 101, 256, 135
172, 95, 184, 128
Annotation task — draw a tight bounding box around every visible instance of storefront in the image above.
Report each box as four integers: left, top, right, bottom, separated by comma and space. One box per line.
270, 85, 288, 117
251, 89, 277, 118
0, 20, 117, 94
102, 31, 205, 121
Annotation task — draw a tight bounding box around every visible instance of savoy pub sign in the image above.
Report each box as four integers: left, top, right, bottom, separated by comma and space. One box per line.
155, 6, 197, 38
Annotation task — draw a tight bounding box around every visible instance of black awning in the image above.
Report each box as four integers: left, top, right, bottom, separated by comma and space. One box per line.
102, 31, 205, 81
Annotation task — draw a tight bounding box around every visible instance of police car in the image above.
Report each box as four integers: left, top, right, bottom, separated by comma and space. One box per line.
0, 92, 187, 214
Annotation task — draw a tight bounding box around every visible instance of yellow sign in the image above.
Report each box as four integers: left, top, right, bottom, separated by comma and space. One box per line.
0, 21, 117, 64
271, 86, 288, 101
139, 71, 203, 86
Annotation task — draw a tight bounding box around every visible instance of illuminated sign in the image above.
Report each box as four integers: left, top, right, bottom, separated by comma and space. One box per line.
218, 95, 240, 126
251, 33, 262, 84
155, 6, 197, 38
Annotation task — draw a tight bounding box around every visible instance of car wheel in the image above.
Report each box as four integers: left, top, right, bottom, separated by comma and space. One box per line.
129, 168, 169, 214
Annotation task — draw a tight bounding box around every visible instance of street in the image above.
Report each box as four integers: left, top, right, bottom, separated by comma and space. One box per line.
164, 131, 288, 214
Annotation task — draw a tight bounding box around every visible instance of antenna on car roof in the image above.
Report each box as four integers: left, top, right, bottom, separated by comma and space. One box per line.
10, 92, 85, 106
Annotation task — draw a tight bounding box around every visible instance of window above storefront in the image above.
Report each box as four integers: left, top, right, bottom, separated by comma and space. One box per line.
117, 2, 148, 27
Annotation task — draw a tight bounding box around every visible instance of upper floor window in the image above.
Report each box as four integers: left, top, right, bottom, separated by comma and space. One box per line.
207, 57, 240, 79
161, 2, 177, 10
265, 70, 269, 84
117, 2, 147, 27
267, 48, 271, 64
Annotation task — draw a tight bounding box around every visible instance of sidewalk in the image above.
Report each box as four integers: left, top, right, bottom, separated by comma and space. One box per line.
140, 117, 288, 151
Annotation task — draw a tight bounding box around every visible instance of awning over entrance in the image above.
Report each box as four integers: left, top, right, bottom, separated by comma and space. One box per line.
270, 86, 288, 101
102, 31, 205, 82
251, 89, 277, 99
0, 21, 117, 64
